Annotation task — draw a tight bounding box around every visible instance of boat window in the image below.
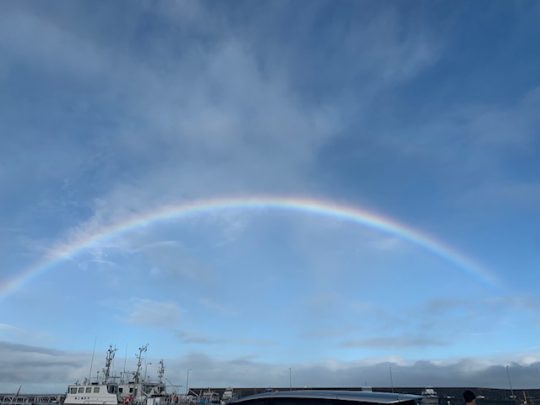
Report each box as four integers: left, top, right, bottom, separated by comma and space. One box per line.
119, 388, 124, 393
86, 387, 92, 393
78, 388, 84, 393
108, 385, 117, 394
94, 387, 100, 393
129, 388, 134, 393
70, 388, 77, 394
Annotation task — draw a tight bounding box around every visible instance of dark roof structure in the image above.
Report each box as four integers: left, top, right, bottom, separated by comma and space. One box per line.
230, 390, 422, 405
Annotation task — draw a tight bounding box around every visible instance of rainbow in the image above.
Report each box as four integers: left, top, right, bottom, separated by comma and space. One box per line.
0, 195, 500, 298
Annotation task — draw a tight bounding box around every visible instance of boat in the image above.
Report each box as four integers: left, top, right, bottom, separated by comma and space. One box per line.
117, 345, 169, 405
421, 388, 439, 405
65, 345, 121, 405
197, 390, 220, 405
65, 345, 171, 405
221, 388, 236, 405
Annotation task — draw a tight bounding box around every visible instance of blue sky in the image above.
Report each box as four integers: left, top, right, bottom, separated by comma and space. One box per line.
1, 0, 540, 393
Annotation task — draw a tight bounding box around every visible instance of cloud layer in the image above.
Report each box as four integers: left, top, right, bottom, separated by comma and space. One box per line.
3, 341, 540, 393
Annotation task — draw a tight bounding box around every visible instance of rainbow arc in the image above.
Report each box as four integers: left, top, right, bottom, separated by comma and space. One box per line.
0, 196, 500, 298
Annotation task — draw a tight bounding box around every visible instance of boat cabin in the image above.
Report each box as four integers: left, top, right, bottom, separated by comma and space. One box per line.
65, 383, 119, 405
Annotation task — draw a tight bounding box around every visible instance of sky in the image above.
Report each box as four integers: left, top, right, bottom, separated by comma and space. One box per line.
1, 0, 540, 394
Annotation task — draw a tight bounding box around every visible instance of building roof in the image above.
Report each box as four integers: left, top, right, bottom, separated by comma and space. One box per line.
230, 390, 422, 404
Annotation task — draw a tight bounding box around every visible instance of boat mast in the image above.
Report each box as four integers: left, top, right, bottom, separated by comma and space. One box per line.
88, 337, 97, 383
102, 345, 118, 383
158, 360, 165, 384
133, 344, 148, 384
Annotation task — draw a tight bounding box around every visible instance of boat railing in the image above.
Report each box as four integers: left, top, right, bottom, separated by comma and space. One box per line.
0, 394, 63, 405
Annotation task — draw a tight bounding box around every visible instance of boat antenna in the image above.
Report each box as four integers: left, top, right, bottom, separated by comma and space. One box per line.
123, 345, 128, 383
88, 337, 97, 383
11, 385, 22, 405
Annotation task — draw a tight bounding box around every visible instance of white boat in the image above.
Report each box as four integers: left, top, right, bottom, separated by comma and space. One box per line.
198, 390, 220, 405
421, 388, 438, 405
220, 388, 236, 405
65, 345, 171, 405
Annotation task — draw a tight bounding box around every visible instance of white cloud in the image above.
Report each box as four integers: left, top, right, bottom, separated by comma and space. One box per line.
459, 180, 540, 210
379, 86, 540, 182
0, 1, 443, 247
125, 299, 183, 328
0, 10, 108, 80
0, 324, 52, 346
341, 336, 448, 349
174, 330, 276, 347
175, 331, 220, 345
199, 298, 238, 318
